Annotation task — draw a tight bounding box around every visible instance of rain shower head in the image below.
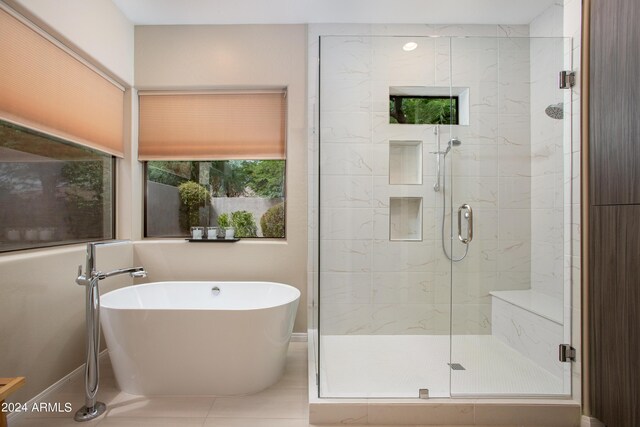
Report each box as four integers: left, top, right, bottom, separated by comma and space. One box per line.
545, 103, 564, 120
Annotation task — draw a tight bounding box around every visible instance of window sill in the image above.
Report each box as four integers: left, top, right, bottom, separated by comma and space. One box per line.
186, 238, 240, 243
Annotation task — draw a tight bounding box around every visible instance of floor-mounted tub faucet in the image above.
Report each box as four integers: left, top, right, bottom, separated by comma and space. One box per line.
74, 241, 147, 422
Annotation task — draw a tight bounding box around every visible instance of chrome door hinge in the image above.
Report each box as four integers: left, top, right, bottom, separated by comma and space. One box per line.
559, 71, 576, 89
419, 388, 430, 399
559, 344, 576, 362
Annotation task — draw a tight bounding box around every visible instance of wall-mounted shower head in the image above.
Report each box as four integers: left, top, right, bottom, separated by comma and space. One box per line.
444, 138, 462, 156
545, 103, 564, 120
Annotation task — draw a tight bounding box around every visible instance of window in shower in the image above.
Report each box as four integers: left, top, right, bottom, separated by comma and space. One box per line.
389, 86, 470, 125
389, 95, 459, 125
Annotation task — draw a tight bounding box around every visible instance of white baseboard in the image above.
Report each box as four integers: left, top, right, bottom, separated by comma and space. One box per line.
581, 415, 606, 427
7, 350, 109, 424
291, 332, 308, 342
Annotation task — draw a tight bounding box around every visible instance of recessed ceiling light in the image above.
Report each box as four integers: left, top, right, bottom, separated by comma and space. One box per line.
403, 42, 418, 52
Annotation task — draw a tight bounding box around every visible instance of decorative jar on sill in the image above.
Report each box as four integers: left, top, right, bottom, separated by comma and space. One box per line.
190, 226, 204, 240
225, 227, 235, 239
207, 227, 218, 240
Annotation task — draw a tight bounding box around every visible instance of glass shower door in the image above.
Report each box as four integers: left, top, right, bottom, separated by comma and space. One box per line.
318, 33, 573, 400
318, 35, 454, 398
448, 36, 572, 397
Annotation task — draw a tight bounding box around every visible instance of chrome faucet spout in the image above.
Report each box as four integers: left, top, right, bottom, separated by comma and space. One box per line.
130, 269, 148, 278
98, 267, 147, 280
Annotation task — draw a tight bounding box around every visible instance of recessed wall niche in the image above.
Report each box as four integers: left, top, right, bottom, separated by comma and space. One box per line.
389, 197, 423, 241
389, 140, 422, 185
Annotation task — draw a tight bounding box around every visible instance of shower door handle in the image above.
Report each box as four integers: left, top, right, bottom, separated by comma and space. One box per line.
457, 204, 473, 244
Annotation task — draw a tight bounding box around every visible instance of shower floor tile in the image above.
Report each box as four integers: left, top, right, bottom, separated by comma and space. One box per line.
319, 335, 565, 398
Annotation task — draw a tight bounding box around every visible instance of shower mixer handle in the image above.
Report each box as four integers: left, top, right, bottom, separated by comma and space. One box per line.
458, 204, 473, 244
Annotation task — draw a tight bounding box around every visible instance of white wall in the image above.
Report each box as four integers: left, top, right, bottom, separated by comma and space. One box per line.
0, 243, 134, 403
134, 24, 308, 333
4, 0, 134, 85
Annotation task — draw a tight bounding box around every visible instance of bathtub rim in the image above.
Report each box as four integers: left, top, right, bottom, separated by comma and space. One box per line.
100, 280, 301, 312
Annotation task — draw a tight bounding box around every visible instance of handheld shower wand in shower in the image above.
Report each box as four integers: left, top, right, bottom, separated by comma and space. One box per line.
445, 138, 462, 154
432, 125, 462, 192
431, 126, 471, 262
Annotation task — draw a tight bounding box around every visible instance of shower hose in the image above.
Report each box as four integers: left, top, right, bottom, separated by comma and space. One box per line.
440, 153, 469, 262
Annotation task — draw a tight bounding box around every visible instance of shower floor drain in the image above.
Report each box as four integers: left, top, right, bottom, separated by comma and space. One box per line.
448, 363, 466, 370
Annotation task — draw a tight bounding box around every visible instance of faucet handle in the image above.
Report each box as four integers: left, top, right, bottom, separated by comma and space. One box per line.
76, 265, 86, 286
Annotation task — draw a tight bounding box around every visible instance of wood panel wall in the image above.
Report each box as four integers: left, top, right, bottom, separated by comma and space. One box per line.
590, 206, 640, 426
590, 0, 640, 205
589, 0, 640, 425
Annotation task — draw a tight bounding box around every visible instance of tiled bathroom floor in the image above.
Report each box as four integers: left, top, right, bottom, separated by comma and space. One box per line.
12, 342, 311, 427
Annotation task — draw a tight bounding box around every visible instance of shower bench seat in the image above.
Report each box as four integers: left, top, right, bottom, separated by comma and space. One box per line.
490, 289, 563, 324
490, 290, 565, 379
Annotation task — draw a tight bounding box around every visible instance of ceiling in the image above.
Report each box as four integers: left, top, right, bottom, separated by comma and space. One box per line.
110, 0, 557, 26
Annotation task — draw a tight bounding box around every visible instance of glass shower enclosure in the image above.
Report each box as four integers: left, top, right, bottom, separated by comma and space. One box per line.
314, 34, 572, 398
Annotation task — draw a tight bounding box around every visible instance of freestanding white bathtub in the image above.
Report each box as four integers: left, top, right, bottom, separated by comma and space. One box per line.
100, 281, 300, 396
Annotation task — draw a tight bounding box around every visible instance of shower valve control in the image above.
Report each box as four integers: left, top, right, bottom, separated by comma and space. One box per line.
457, 204, 473, 244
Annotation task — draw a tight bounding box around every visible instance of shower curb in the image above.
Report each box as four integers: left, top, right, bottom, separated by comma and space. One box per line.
306, 331, 580, 426
308, 398, 581, 426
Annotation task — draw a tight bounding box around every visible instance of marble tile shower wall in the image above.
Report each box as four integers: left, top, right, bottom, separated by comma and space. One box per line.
313, 25, 537, 336
530, 2, 566, 300
450, 36, 533, 335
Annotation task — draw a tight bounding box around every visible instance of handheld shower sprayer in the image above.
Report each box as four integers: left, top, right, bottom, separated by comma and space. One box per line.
433, 128, 462, 193
431, 128, 470, 262
444, 138, 462, 156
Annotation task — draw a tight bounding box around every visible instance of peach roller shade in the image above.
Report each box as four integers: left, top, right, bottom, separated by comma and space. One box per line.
0, 7, 125, 157
138, 91, 287, 160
